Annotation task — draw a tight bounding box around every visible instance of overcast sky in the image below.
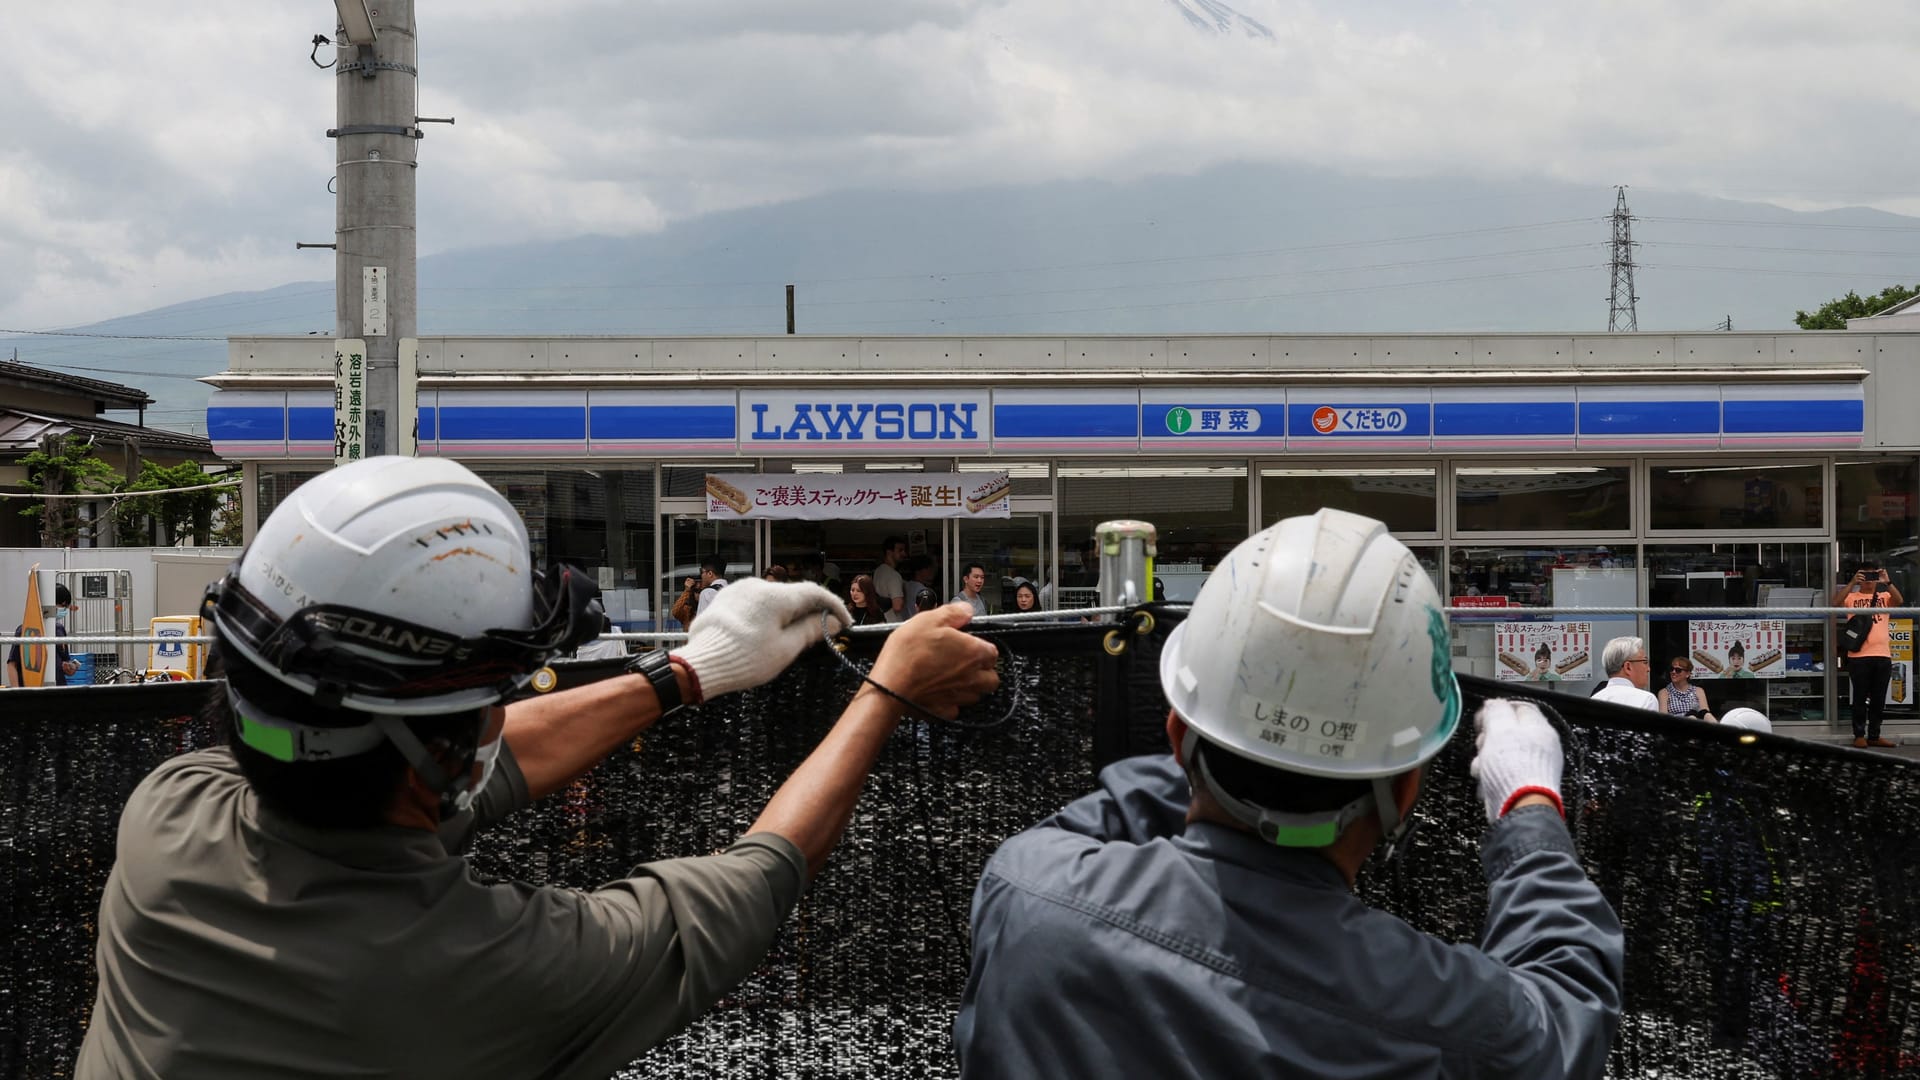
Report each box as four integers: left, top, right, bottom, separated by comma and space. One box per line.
3, 0, 1916, 332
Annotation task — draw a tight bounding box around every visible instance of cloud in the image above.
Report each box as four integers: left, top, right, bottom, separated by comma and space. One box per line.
4, 0, 1918, 331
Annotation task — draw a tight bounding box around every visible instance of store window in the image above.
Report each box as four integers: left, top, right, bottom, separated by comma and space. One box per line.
1649, 462, 1823, 531
1446, 545, 1638, 694
1837, 459, 1919, 596
1645, 544, 1831, 726
1058, 462, 1247, 604
257, 468, 325, 525
471, 466, 658, 625
1455, 466, 1631, 532
1261, 467, 1436, 535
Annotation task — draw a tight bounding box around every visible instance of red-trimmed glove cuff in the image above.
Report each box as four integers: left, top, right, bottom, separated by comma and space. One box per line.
666, 653, 705, 706
1500, 786, 1564, 818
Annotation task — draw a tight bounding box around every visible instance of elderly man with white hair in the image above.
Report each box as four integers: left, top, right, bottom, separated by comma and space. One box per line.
1593, 636, 1660, 711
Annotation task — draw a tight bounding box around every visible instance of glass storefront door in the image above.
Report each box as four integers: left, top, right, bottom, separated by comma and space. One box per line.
955, 514, 1048, 614
661, 514, 755, 631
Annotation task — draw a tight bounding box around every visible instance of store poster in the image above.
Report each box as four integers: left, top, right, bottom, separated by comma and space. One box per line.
1686, 619, 1786, 679
1891, 619, 1913, 707
705, 472, 1011, 521
1494, 622, 1594, 683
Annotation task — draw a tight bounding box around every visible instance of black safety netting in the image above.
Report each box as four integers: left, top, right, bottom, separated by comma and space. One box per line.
0, 607, 1917, 1078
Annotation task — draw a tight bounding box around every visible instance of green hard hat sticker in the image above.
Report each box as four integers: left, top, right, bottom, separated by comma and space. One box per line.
1427, 606, 1462, 734
1166, 407, 1193, 434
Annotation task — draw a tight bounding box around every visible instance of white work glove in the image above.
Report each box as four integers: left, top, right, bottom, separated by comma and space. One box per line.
670, 579, 852, 702
1468, 699, 1565, 822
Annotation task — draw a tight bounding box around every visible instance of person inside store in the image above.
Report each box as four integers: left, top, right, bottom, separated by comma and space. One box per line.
953, 563, 989, 618
670, 556, 729, 630
77, 456, 1002, 1079
846, 574, 888, 627
1011, 580, 1040, 616
1834, 561, 1902, 749
4, 582, 78, 687
1658, 656, 1714, 722
873, 535, 909, 623
954, 510, 1623, 1077
1592, 636, 1660, 711
902, 555, 934, 615
1527, 642, 1563, 683
762, 564, 790, 583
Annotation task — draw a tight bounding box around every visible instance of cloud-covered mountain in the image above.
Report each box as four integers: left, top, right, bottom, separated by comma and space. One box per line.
6, 162, 1916, 437
1167, 0, 1275, 39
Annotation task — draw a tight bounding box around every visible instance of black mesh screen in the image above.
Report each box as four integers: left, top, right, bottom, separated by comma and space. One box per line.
4, 607, 1919, 1078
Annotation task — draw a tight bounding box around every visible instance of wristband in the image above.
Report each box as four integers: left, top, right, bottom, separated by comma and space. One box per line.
1500, 785, 1565, 818
626, 649, 684, 715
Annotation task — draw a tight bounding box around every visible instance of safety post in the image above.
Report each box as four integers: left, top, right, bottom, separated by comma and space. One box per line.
1092, 520, 1157, 769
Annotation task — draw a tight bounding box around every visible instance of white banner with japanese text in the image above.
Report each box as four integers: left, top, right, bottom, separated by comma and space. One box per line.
1493, 621, 1594, 683
333, 339, 368, 466
704, 472, 1011, 520
1686, 619, 1786, 679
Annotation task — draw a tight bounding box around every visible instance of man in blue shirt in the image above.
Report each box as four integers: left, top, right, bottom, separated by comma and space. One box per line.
956, 510, 1624, 1078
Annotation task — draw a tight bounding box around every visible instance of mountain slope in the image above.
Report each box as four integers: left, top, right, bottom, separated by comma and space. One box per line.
5, 162, 1915, 436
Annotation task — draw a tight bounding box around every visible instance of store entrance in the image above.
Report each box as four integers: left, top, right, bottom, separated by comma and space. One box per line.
766, 513, 1052, 617
768, 519, 924, 606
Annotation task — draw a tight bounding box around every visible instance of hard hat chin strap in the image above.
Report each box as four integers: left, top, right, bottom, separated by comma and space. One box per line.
1183, 730, 1371, 848
369, 711, 492, 816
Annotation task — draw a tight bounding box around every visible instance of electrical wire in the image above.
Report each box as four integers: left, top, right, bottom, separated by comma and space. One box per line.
0, 478, 242, 501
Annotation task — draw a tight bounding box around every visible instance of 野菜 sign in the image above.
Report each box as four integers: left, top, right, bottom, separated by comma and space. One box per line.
705, 472, 1011, 521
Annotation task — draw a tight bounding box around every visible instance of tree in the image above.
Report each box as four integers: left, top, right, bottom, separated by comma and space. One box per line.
1794, 283, 1920, 330
114, 460, 227, 546
19, 434, 122, 547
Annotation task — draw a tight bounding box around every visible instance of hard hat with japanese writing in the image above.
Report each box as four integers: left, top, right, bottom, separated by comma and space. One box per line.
1719, 708, 1771, 734
1159, 509, 1461, 845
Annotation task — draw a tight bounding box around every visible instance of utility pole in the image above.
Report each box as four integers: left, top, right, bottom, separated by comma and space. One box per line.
332, 0, 418, 456
1606, 186, 1639, 332
786, 284, 796, 334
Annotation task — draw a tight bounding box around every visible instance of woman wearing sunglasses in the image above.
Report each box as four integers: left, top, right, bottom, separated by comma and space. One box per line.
1658, 656, 1714, 722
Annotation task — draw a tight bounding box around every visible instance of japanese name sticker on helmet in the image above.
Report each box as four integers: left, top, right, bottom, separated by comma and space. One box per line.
1160, 509, 1460, 780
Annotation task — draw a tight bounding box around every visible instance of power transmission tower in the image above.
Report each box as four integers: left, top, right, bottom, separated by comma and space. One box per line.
1607, 186, 1639, 332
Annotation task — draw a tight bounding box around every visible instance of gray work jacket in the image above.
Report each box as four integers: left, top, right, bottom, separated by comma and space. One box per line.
77, 745, 805, 1079
954, 754, 1624, 1079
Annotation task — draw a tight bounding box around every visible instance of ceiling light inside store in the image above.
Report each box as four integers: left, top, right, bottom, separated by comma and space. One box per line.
1061, 466, 1247, 479
1457, 467, 1607, 476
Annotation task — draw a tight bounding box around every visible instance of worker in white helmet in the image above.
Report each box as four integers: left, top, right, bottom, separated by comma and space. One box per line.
78, 457, 1000, 1079
955, 509, 1624, 1078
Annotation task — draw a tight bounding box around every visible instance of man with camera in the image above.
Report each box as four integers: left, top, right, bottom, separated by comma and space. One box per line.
1834, 562, 1903, 749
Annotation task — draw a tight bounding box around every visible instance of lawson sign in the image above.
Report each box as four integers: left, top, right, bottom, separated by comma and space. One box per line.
741, 391, 989, 448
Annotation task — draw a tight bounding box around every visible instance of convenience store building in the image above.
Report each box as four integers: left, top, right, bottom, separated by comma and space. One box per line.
206, 329, 1920, 732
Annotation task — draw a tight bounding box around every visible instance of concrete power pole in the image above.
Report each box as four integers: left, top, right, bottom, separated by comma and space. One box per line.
332, 0, 418, 456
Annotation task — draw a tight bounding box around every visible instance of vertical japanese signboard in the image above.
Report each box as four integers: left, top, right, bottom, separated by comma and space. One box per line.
398, 337, 418, 457
334, 339, 368, 467
363, 266, 388, 337
1891, 619, 1913, 706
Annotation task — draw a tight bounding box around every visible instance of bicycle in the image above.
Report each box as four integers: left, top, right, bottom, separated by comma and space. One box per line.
96, 666, 195, 685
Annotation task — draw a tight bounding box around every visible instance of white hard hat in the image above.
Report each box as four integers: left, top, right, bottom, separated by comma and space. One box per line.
1719, 708, 1771, 734
1160, 508, 1462, 781
206, 456, 599, 718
